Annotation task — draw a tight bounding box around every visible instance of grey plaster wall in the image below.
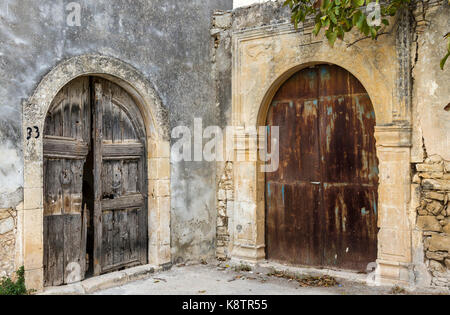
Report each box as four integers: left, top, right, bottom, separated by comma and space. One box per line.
412, 2, 450, 162
0, 0, 232, 262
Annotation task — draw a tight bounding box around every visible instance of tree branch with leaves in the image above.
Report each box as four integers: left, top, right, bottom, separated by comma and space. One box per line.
283, 0, 449, 69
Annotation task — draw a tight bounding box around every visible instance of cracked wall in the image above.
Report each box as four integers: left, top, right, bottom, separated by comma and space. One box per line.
0, 0, 233, 279
411, 0, 450, 288
214, 0, 450, 289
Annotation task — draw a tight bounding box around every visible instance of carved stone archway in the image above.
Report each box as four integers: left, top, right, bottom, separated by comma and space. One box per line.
22, 55, 171, 291
230, 24, 414, 286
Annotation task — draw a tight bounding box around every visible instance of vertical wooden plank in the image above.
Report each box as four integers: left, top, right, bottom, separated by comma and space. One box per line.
43, 215, 64, 286
83, 77, 91, 145
138, 207, 148, 265
93, 81, 104, 276
70, 79, 82, 141
53, 103, 62, 137
81, 204, 87, 279
121, 161, 128, 196
63, 86, 71, 138
103, 83, 113, 142
101, 211, 114, 269
112, 104, 121, 143
128, 161, 137, 193
112, 210, 123, 265
128, 209, 138, 261
63, 214, 83, 284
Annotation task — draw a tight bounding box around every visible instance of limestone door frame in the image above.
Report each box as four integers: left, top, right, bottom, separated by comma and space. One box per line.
21, 55, 171, 291
230, 23, 414, 286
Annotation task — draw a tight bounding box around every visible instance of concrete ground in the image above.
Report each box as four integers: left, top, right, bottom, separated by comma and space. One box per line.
94, 263, 401, 295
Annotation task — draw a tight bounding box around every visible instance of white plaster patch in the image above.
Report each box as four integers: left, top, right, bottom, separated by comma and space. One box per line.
233, 0, 275, 9
0, 217, 14, 235
429, 81, 438, 96
0, 141, 23, 196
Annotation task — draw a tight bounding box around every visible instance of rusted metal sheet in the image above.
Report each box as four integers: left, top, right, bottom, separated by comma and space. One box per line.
266, 64, 378, 271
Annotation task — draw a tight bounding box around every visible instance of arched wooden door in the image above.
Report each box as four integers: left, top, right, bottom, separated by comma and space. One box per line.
43, 77, 148, 286
265, 64, 379, 271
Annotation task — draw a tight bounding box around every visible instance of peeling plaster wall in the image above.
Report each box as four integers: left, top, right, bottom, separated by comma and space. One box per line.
0, 0, 233, 273
412, 1, 450, 162
215, 0, 449, 289
411, 0, 450, 288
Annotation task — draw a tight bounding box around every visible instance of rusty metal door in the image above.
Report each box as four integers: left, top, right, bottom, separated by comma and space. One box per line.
266, 64, 379, 271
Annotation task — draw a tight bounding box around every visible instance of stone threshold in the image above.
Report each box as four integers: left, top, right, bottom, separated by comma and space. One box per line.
229, 259, 370, 284
228, 259, 450, 294
39, 264, 167, 295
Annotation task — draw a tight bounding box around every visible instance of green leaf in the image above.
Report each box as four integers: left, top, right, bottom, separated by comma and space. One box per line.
381, 19, 389, 26
361, 19, 370, 35
356, 11, 366, 29
313, 22, 322, 36
321, 0, 330, 12
326, 29, 338, 47
441, 51, 450, 70
352, 0, 365, 7
329, 12, 338, 25
352, 10, 362, 26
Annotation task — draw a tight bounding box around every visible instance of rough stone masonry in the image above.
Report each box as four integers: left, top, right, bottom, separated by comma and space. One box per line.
414, 156, 450, 287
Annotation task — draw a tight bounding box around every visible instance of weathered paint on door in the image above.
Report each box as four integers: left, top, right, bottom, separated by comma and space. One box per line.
43, 77, 90, 286
92, 78, 148, 275
43, 77, 148, 286
265, 65, 379, 271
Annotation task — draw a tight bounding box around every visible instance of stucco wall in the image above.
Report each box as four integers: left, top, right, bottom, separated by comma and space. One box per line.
215, 0, 449, 289
412, 1, 450, 162
0, 0, 233, 272
411, 0, 450, 288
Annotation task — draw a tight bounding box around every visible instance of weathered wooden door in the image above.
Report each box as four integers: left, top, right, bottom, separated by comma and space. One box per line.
44, 77, 148, 286
43, 77, 90, 286
92, 78, 148, 275
266, 65, 379, 271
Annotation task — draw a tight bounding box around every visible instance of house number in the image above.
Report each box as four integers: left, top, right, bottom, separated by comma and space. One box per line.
26, 126, 40, 140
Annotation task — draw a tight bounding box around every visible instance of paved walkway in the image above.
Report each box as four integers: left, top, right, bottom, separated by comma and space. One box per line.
94, 263, 396, 295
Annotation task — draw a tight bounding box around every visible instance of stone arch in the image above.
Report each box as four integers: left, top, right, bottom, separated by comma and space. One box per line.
26, 54, 169, 140
22, 55, 171, 291
231, 27, 413, 286
256, 60, 384, 127
257, 62, 379, 269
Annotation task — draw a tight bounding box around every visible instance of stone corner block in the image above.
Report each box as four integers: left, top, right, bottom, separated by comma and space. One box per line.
40, 283, 85, 295
81, 271, 128, 294
417, 216, 442, 232
122, 264, 156, 282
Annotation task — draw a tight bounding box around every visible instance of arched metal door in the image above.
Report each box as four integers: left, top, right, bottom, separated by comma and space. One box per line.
265, 64, 379, 271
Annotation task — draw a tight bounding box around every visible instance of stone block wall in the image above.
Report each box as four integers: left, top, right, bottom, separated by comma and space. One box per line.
216, 162, 234, 260
0, 208, 17, 278
414, 156, 450, 287
212, 10, 234, 260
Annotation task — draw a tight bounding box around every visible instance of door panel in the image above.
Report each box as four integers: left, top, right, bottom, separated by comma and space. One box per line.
93, 78, 148, 275
265, 65, 378, 271
266, 78, 323, 267
43, 77, 90, 286
44, 76, 148, 286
